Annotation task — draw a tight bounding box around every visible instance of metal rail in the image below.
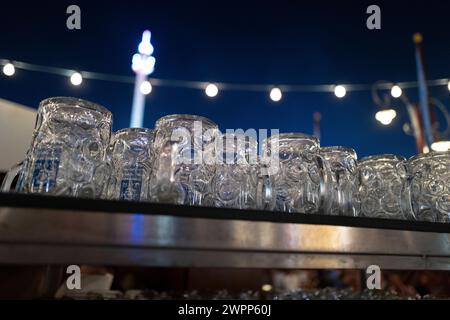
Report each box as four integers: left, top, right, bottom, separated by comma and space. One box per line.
0, 194, 448, 270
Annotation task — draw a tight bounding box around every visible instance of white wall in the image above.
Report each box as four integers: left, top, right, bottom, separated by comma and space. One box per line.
0, 98, 36, 171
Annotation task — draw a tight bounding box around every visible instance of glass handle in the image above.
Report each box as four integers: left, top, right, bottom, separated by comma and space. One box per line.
153, 141, 180, 203
402, 171, 416, 221
394, 161, 414, 220
256, 165, 275, 211
1, 161, 24, 192
315, 154, 333, 215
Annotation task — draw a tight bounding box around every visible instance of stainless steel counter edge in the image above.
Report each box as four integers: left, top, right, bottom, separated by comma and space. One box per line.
0, 207, 449, 269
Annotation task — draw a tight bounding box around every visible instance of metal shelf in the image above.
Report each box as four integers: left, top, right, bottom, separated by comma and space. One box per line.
0, 193, 449, 270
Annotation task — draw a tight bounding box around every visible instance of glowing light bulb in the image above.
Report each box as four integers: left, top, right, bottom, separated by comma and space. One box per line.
431, 140, 450, 152
391, 85, 402, 98
261, 284, 272, 292
70, 72, 83, 86
139, 80, 152, 95
205, 83, 218, 97
447, 81, 450, 91
375, 109, 397, 125
270, 87, 282, 102
334, 85, 346, 98
2, 63, 15, 76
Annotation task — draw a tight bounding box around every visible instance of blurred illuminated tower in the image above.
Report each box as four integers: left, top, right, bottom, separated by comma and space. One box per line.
130, 31, 156, 128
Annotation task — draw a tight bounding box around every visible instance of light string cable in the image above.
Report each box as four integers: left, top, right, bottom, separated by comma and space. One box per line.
2, 58, 450, 94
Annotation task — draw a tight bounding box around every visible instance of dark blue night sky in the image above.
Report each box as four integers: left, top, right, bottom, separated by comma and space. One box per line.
1, 0, 450, 158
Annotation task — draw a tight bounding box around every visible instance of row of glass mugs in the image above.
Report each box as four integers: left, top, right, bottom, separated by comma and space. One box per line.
1, 97, 449, 222
107, 119, 274, 211
99, 125, 450, 223
329, 151, 450, 222
0, 98, 271, 210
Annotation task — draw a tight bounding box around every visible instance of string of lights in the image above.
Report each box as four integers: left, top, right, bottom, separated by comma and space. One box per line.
2, 58, 450, 102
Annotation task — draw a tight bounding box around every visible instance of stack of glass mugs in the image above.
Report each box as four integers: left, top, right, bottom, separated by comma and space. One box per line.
2, 97, 449, 223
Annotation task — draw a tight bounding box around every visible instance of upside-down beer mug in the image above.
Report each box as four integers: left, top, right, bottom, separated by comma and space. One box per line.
262, 133, 329, 214
320, 146, 357, 216
356, 154, 408, 219
150, 114, 219, 205
212, 133, 275, 210
407, 151, 450, 222
2, 97, 113, 198
108, 128, 154, 201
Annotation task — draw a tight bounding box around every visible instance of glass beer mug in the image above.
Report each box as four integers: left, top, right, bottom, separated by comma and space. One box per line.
149, 114, 219, 206
212, 133, 275, 210
407, 151, 450, 222
262, 133, 330, 214
2, 97, 112, 198
320, 146, 357, 216
355, 154, 409, 219
108, 128, 154, 201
